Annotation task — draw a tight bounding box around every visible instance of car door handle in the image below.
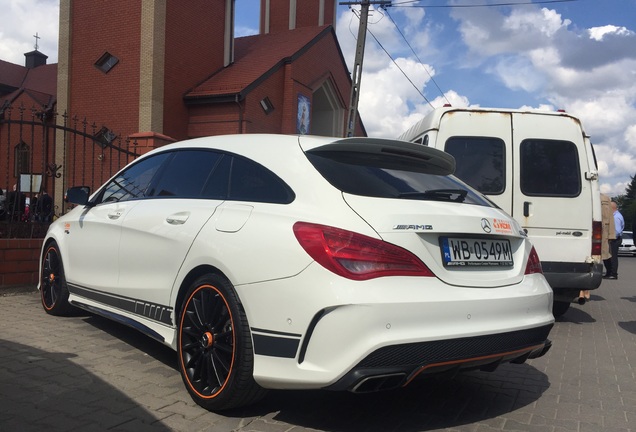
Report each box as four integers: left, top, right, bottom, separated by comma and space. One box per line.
108, 211, 123, 220
166, 212, 190, 225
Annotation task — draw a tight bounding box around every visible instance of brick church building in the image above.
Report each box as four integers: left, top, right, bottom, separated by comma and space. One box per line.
58, 0, 364, 144
1, 0, 365, 218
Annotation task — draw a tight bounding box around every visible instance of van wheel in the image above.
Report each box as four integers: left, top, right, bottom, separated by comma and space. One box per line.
177, 274, 266, 411
552, 301, 570, 318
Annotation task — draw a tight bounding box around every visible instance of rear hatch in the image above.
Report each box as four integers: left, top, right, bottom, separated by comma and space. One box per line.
302, 137, 530, 288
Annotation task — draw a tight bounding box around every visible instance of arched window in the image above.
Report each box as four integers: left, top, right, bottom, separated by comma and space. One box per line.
14, 141, 29, 176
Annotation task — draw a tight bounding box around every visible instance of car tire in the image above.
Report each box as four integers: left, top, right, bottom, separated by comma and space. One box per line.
552, 301, 570, 318
177, 273, 267, 411
40, 241, 74, 316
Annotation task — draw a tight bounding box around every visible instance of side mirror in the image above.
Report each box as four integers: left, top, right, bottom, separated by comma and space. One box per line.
65, 186, 91, 205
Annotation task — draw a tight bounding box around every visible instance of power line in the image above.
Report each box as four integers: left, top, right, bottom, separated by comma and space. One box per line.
383, 7, 451, 105
356, 9, 436, 108
342, 0, 392, 137
389, 0, 578, 8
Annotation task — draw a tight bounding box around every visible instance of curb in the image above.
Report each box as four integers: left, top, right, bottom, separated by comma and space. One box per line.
0, 285, 38, 297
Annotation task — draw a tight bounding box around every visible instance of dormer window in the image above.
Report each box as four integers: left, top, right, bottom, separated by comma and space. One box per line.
95, 52, 119, 74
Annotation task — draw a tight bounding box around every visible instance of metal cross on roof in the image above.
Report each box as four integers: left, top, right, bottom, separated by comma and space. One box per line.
33, 32, 40, 50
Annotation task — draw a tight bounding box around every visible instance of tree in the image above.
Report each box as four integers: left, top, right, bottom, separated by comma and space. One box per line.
615, 174, 636, 231
626, 174, 636, 200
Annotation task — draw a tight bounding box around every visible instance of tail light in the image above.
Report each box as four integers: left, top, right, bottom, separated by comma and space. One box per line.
293, 222, 434, 280
591, 221, 602, 256
524, 246, 543, 275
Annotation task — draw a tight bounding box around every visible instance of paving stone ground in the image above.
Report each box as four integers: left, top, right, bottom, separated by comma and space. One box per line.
1, 258, 635, 432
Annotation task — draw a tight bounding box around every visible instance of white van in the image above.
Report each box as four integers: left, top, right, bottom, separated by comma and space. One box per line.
399, 106, 603, 316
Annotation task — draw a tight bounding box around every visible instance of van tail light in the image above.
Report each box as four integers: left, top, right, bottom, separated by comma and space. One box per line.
293, 222, 434, 280
524, 246, 543, 275
591, 221, 602, 256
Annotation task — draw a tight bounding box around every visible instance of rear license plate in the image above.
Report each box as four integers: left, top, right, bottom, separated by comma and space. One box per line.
441, 237, 513, 267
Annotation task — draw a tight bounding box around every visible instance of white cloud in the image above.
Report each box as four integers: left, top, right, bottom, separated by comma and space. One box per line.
356, 57, 435, 138
3, 1, 634, 196
445, 4, 636, 195
493, 55, 545, 92
0, 0, 59, 65
588, 25, 634, 41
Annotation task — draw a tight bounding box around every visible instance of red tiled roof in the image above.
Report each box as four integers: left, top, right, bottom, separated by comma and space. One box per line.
186, 25, 334, 99
0, 58, 56, 107
0, 59, 28, 89
22, 64, 57, 96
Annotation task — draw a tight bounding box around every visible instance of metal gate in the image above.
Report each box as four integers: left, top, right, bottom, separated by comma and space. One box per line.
0, 103, 140, 238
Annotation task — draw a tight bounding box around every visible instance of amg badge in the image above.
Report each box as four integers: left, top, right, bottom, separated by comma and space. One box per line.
393, 224, 433, 231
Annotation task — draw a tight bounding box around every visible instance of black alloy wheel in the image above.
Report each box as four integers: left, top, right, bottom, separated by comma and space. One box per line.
40, 241, 73, 316
177, 274, 266, 411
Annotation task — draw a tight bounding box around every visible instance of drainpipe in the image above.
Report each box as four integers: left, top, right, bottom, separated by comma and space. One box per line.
235, 95, 243, 134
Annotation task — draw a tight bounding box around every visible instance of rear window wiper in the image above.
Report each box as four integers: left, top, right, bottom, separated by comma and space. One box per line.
398, 189, 468, 203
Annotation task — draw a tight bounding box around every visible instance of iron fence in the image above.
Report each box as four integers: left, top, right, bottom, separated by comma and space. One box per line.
0, 103, 140, 238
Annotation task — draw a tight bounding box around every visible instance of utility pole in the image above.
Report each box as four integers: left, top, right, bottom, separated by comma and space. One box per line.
341, 0, 391, 137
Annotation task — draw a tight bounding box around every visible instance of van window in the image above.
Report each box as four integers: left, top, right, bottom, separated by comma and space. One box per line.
520, 139, 581, 197
414, 135, 429, 146
444, 137, 505, 195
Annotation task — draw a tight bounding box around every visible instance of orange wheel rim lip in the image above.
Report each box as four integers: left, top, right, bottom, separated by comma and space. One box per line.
179, 284, 236, 400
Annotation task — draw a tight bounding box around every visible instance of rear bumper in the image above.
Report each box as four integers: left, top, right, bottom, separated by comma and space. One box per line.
618, 246, 636, 256
240, 265, 554, 391
542, 261, 603, 292
325, 325, 553, 393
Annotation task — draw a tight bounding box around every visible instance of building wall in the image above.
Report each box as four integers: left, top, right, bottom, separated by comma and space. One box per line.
295, 0, 321, 28
261, 0, 292, 34
0, 239, 42, 286
163, 1, 227, 140
187, 104, 243, 137
68, 0, 143, 138
187, 30, 360, 138
63, 0, 228, 144
262, 0, 336, 34
243, 69, 287, 134
283, 32, 356, 135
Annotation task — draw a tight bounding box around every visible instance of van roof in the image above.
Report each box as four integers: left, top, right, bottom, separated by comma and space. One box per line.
398, 106, 585, 143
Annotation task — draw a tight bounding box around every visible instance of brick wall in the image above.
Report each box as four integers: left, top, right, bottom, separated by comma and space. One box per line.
0, 239, 42, 287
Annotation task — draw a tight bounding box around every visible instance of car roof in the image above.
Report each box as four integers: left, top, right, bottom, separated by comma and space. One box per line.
141, 134, 456, 178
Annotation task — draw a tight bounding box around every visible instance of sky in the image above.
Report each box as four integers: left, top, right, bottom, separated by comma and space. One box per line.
1, 0, 635, 196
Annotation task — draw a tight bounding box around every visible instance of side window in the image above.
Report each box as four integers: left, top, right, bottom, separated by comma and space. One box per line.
98, 153, 170, 204
149, 150, 224, 198
228, 156, 294, 204
520, 139, 581, 197
201, 155, 230, 199
445, 137, 505, 194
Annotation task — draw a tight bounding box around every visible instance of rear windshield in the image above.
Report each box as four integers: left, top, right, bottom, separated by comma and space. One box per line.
306, 152, 493, 206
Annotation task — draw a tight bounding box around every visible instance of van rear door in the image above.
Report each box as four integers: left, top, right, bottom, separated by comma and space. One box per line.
436, 110, 513, 213
511, 112, 592, 266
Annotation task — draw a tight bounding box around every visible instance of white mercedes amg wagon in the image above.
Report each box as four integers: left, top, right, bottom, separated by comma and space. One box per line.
39, 134, 554, 411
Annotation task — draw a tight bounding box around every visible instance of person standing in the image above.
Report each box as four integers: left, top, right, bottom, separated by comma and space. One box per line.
604, 201, 624, 280
5, 184, 26, 221
35, 189, 54, 222
601, 194, 616, 278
